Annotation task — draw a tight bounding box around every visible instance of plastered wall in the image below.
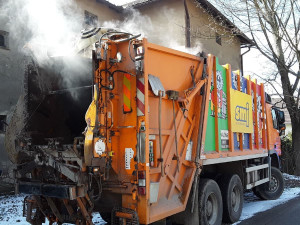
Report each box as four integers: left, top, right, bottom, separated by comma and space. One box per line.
76, 0, 121, 24
186, 0, 241, 69
137, 0, 241, 69
135, 0, 186, 47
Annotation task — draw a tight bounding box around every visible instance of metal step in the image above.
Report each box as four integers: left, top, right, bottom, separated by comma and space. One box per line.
246, 178, 269, 189
111, 206, 139, 225
245, 164, 269, 172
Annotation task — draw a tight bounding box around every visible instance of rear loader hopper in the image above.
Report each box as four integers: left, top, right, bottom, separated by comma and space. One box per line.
6, 28, 285, 225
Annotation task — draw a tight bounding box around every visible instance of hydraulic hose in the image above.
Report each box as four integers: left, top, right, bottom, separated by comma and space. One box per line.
172, 99, 180, 172
128, 39, 136, 62
114, 34, 141, 43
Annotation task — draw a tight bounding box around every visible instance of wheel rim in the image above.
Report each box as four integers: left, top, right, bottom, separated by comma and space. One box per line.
231, 186, 241, 212
205, 192, 218, 224
268, 174, 279, 193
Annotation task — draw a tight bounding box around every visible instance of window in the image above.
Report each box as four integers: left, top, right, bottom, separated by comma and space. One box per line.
216, 33, 222, 45
271, 109, 278, 129
84, 10, 98, 27
0, 35, 4, 47
0, 31, 9, 49
0, 115, 7, 133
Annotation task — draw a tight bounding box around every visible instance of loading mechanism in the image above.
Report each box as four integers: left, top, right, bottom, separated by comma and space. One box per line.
9, 29, 142, 225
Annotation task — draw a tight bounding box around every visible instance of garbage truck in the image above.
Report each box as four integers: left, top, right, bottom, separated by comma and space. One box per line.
5, 28, 286, 225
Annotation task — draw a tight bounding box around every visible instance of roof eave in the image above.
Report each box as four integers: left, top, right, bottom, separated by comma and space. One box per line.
96, 0, 124, 13
123, 0, 160, 8
196, 0, 253, 46
126, 0, 254, 46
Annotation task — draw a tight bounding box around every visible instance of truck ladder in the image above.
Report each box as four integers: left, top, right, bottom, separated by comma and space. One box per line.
245, 163, 270, 189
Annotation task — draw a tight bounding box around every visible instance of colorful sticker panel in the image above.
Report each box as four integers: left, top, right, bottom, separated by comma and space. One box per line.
204, 58, 229, 152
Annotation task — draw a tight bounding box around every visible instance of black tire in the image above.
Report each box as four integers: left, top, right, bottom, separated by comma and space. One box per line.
253, 167, 284, 200
198, 179, 223, 225
252, 186, 263, 199
218, 174, 243, 223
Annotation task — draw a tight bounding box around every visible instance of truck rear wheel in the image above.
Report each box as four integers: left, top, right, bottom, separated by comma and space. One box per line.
218, 174, 243, 223
252, 186, 263, 199
198, 179, 223, 225
252, 167, 284, 200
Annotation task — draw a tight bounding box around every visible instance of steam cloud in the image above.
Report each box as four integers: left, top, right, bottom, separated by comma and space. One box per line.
1, 0, 202, 63
103, 7, 203, 55
1, 0, 83, 63
0, 0, 91, 100
0, 0, 202, 95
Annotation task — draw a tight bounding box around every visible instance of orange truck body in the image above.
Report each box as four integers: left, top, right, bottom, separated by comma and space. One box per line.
11, 36, 284, 225
86, 38, 282, 223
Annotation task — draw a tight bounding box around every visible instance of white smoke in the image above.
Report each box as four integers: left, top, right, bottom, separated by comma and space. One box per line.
1, 0, 202, 62
102, 8, 154, 40
1, 0, 83, 64
0, 0, 203, 90
0, 0, 93, 101
102, 7, 203, 56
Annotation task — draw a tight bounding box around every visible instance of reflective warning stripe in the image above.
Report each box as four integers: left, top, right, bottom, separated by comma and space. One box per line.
123, 74, 131, 113
137, 78, 145, 116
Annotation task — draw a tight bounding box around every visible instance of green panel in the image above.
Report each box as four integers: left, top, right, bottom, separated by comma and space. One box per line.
204, 86, 216, 151
204, 58, 229, 152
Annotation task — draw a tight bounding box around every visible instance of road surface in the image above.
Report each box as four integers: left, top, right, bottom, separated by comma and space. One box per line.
238, 194, 300, 225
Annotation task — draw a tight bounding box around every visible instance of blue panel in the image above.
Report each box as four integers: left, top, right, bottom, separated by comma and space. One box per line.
231, 72, 237, 90
234, 134, 239, 149
231, 72, 239, 149
241, 76, 247, 93
241, 76, 250, 149
243, 133, 250, 149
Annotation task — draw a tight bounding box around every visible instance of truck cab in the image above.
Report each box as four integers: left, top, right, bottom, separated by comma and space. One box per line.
265, 93, 286, 165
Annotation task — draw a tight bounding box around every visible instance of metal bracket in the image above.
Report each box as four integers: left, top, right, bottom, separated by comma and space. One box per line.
135, 60, 144, 76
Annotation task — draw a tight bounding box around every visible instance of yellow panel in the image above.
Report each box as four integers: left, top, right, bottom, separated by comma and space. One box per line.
230, 88, 253, 133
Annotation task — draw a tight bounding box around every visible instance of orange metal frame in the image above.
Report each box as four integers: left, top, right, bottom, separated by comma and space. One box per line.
92, 38, 276, 224
203, 68, 268, 160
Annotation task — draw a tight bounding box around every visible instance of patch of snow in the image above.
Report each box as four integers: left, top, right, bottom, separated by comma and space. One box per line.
283, 173, 300, 181
234, 187, 300, 224
0, 195, 106, 225
92, 212, 107, 225
0, 194, 28, 225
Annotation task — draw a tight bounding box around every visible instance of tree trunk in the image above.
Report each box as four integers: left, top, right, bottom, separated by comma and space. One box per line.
291, 121, 300, 176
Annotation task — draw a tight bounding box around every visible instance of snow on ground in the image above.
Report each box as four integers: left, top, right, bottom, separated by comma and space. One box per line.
0, 194, 106, 225
283, 173, 300, 181
233, 173, 300, 224
0, 194, 27, 225
0, 173, 299, 225
234, 187, 300, 224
